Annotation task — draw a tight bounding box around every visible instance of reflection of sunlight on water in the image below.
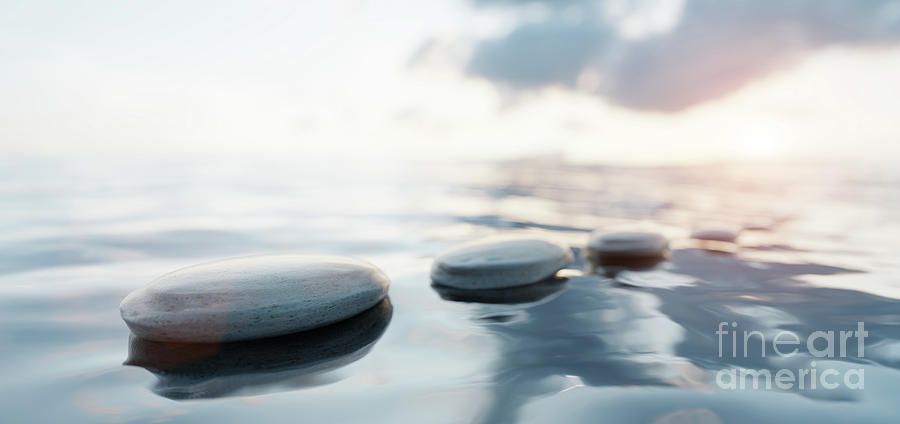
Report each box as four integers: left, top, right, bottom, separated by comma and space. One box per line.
724, 304, 800, 328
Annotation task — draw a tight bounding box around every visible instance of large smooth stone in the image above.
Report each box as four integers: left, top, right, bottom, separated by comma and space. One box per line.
120, 255, 391, 343
430, 236, 574, 289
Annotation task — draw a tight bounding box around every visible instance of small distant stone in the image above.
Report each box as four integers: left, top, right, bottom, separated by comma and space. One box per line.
742, 218, 774, 232
691, 229, 740, 243
587, 231, 668, 259
120, 254, 391, 343
430, 236, 574, 289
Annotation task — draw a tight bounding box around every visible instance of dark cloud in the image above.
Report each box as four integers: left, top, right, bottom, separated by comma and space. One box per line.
464, 0, 900, 111
468, 21, 608, 87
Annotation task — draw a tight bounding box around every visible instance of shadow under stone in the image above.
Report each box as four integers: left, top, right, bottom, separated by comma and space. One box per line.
431, 277, 568, 305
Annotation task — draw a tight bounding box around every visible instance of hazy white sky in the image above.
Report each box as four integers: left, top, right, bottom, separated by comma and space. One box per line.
2, 0, 900, 164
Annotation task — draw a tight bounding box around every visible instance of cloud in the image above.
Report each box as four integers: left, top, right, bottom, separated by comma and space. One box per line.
463, 0, 900, 111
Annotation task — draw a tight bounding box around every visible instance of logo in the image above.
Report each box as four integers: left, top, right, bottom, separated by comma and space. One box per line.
714, 321, 866, 390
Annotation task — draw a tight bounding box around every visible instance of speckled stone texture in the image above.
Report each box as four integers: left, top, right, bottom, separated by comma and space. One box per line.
119, 254, 390, 343
430, 236, 574, 289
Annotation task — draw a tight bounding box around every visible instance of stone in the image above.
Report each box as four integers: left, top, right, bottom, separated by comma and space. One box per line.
430, 236, 574, 289
119, 254, 391, 343
691, 229, 740, 243
742, 218, 775, 232
587, 231, 668, 259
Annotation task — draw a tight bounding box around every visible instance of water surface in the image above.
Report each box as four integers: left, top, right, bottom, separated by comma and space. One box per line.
1, 156, 899, 423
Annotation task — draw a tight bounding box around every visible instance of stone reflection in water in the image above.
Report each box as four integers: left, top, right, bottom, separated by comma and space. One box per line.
473, 276, 704, 424
125, 298, 393, 400
583, 237, 668, 278
589, 254, 668, 277
431, 277, 568, 304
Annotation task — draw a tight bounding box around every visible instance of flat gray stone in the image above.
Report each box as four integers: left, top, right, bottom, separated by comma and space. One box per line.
120, 254, 390, 343
430, 236, 574, 289
587, 231, 668, 258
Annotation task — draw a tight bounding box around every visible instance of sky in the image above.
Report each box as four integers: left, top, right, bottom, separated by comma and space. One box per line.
2, 0, 900, 165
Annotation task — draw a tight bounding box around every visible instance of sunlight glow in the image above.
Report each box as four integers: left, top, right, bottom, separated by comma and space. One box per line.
736, 128, 787, 160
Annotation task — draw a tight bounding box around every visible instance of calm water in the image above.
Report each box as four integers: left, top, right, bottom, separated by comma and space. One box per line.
1, 156, 900, 423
